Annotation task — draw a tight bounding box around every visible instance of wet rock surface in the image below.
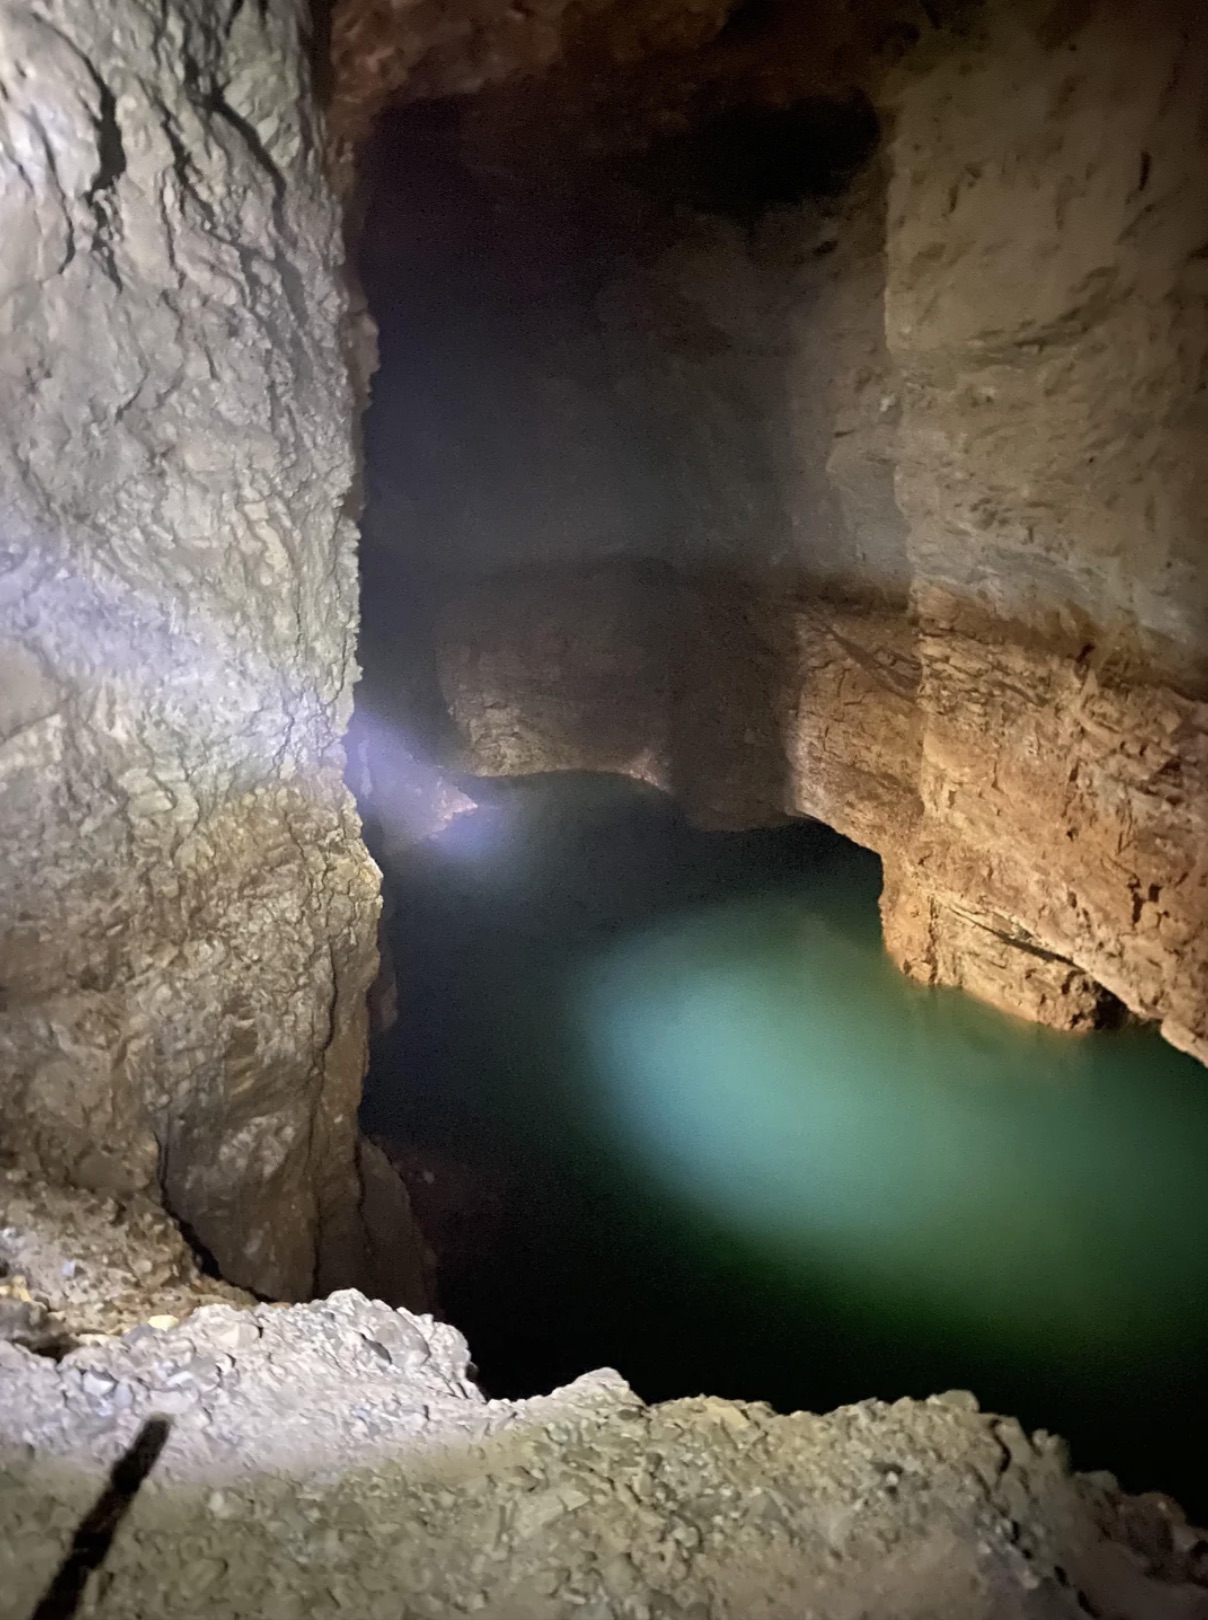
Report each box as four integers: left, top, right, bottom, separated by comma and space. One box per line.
3, 1288, 1207, 1620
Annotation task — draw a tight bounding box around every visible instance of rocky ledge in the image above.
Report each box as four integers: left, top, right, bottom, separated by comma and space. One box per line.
2, 1287, 1208, 1620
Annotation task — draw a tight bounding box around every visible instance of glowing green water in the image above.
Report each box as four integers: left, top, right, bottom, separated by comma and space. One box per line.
366, 773, 1208, 1513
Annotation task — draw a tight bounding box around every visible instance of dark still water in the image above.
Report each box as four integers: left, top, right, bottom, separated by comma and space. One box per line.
363, 772, 1208, 1516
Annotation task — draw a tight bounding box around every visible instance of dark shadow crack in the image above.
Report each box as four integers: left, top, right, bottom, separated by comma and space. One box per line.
80, 61, 127, 290
949, 903, 1083, 967
204, 86, 284, 209
823, 623, 921, 701
197, 74, 316, 388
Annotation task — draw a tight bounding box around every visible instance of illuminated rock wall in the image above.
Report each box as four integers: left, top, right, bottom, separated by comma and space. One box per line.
401, 0, 1208, 1062
877, 0, 1208, 1060
8, 0, 1200, 1313
0, 0, 422, 1300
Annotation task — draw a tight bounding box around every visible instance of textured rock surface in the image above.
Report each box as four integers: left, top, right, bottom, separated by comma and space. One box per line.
885, 0, 1208, 685
875, 0, 1208, 1054
0, 0, 422, 1300
327, 0, 745, 153
438, 565, 1208, 1060
329, 0, 579, 151
876, 614, 1208, 1056
359, 0, 1207, 1061
0, 1162, 252, 1351
3, 1288, 1208, 1619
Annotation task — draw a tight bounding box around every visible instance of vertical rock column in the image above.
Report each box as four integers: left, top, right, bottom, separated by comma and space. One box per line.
0, 0, 387, 1297
880, 0, 1208, 1059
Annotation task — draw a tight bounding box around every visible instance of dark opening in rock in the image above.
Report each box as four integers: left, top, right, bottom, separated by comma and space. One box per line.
629, 95, 881, 221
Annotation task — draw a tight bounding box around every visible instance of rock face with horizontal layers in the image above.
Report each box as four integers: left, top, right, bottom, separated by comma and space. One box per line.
438, 566, 1208, 1062
369, 0, 1207, 1064
876, 611, 1208, 1055
0, 0, 426, 1303
876, 0, 1208, 1057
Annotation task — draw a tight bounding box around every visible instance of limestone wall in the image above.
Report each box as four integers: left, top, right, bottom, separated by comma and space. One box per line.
0, 0, 397, 1298
415, 0, 1208, 1063
877, 0, 1208, 1060
886, 0, 1208, 680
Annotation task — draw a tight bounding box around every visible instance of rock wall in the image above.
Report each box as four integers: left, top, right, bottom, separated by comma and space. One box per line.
7, 0, 1199, 1324
876, 616, 1208, 1052
381, 0, 1208, 1064
437, 563, 1208, 1061
886, 0, 1208, 682
356, 84, 902, 591
0, 0, 422, 1301
877, 0, 1208, 1058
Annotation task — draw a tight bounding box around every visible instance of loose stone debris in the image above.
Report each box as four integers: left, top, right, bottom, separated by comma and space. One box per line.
2, 1286, 1207, 1620
0, 1166, 251, 1351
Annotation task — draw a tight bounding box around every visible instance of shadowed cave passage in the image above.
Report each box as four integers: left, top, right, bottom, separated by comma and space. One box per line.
361, 773, 1208, 1520
353, 83, 905, 774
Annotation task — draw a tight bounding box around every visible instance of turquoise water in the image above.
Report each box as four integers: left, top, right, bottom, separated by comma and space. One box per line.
365, 773, 1208, 1514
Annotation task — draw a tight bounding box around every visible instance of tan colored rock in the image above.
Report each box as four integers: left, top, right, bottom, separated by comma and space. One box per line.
328, 0, 579, 150
875, 0, 1208, 1057
878, 614, 1208, 1058
782, 596, 922, 847
879, 870, 1122, 1034
327, 0, 760, 155
435, 562, 1208, 1063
